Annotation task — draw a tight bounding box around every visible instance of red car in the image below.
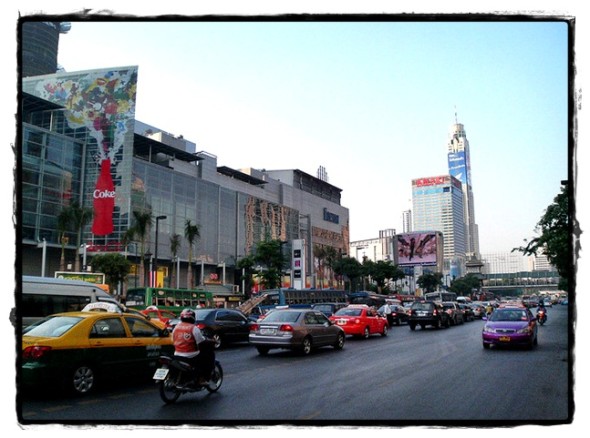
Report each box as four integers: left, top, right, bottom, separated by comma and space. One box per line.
329, 304, 388, 338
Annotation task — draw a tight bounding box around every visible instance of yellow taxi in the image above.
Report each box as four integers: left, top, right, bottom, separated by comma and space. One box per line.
21, 302, 174, 395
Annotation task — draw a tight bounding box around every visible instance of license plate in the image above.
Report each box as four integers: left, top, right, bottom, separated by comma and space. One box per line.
153, 368, 169, 380
417, 311, 426, 316
260, 328, 276, 335
499, 336, 511, 342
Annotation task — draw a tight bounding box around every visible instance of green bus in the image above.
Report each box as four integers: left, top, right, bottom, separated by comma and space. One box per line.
125, 287, 214, 312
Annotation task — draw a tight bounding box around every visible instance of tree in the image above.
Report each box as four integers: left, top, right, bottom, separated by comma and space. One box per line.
253, 239, 289, 290
332, 256, 363, 291
417, 272, 443, 293
513, 184, 572, 291
323, 246, 339, 287
90, 253, 131, 297
69, 201, 93, 272
184, 220, 200, 289
366, 260, 405, 293
132, 210, 152, 287
449, 274, 481, 297
169, 234, 181, 288
237, 254, 256, 297
56, 207, 72, 271
313, 245, 328, 288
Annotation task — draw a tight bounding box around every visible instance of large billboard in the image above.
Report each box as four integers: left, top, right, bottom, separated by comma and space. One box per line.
397, 232, 438, 266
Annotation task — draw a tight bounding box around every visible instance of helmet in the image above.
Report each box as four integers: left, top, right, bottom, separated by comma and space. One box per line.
180, 308, 196, 323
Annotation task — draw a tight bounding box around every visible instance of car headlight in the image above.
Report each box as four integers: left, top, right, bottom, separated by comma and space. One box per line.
517, 326, 532, 334
483, 325, 495, 334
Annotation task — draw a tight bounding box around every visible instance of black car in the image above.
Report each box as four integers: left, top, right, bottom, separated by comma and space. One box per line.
378, 304, 409, 326
170, 308, 251, 349
458, 303, 475, 321
408, 301, 450, 330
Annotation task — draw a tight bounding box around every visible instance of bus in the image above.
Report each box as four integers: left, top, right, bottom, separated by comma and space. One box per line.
21, 276, 119, 327
424, 291, 457, 302
389, 293, 419, 305
125, 287, 214, 312
347, 291, 390, 308
255, 288, 347, 309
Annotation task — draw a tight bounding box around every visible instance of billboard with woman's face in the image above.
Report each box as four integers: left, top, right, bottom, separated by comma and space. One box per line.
397, 232, 438, 266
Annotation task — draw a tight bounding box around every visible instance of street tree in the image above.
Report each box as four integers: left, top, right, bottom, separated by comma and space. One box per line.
90, 253, 131, 298
132, 210, 152, 287
417, 272, 443, 293
513, 184, 573, 291
332, 256, 363, 291
69, 201, 93, 272
184, 219, 200, 289
449, 274, 481, 297
169, 234, 181, 288
253, 239, 289, 290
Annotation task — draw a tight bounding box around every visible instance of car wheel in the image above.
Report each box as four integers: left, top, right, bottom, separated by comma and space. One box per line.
420, 324, 425, 330
434, 319, 441, 329
409, 323, 416, 331
301, 337, 312, 355
212, 333, 222, 349
381, 324, 388, 336
334, 333, 345, 350
71, 364, 96, 395
483, 343, 490, 349
363, 327, 370, 339
256, 346, 269, 356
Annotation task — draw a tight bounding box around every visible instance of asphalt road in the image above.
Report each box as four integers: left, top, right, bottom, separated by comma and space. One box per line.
18, 304, 572, 427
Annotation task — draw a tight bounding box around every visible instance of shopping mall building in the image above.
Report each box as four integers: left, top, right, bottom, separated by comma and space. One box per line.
20, 66, 349, 300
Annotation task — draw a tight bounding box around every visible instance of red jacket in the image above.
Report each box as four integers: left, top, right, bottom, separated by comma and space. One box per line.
173, 322, 199, 354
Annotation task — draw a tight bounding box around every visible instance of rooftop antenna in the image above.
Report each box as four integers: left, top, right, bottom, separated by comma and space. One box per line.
454, 105, 458, 124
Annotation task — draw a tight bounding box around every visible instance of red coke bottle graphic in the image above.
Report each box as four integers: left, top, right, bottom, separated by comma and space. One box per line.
92, 158, 115, 235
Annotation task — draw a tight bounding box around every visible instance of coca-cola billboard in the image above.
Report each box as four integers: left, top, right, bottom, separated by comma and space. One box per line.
92, 158, 115, 235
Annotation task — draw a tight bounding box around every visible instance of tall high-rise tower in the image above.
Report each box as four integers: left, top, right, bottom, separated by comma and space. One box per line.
447, 118, 480, 258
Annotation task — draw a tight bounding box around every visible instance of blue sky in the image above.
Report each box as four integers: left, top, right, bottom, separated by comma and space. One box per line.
54, 19, 569, 254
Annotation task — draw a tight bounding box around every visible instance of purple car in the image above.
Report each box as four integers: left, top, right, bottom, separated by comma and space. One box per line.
482, 306, 538, 349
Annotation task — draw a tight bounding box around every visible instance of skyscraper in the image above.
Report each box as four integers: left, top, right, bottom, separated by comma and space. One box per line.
447, 119, 480, 258
411, 175, 466, 278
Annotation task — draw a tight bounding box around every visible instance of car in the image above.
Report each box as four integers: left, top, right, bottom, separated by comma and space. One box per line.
329, 304, 388, 338
441, 301, 464, 325
408, 300, 450, 330
482, 306, 538, 349
193, 308, 251, 349
458, 303, 475, 322
249, 308, 345, 355
21, 303, 173, 395
312, 302, 348, 317
140, 306, 178, 330
378, 304, 409, 326
470, 303, 486, 319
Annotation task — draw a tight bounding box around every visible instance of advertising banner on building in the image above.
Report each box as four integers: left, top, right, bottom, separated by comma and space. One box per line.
397, 232, 438, 266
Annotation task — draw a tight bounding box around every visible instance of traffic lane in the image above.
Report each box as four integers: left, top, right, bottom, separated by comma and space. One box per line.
19, 306, 570, 423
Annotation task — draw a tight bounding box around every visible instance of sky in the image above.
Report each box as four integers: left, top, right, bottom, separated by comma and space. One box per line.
50, 18, 569, 254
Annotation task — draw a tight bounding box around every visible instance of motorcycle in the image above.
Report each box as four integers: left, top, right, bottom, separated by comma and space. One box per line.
153, 355, 223, 404
536, 309, 547, 325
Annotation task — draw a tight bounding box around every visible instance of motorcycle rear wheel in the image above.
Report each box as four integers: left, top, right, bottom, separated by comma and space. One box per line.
206, 362, 223, 393
158, 366, 181, 404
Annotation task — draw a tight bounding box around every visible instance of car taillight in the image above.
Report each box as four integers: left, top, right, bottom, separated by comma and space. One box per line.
279, 324, 294, 332
23, 346, 52, 360
433, 309, 438, 316
196, 323, 206, 330
250, 323, 259, 331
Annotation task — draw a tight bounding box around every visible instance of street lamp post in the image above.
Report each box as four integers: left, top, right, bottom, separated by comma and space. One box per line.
154, 215, 167, 288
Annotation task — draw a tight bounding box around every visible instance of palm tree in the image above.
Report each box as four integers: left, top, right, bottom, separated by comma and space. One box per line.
184, 220, 200, 289
169, 234, 181, 288
313, 245, 328, 288
132, 210, 153, 287
120, 227, 137, 294
56, 207, 72, 271
70, 201, 93, 272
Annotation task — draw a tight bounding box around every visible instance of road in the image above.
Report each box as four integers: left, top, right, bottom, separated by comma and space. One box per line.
18, 304, 572, 426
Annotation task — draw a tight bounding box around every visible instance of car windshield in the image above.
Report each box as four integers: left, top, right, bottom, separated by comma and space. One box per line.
335, 308, 362, 317
262, 311, 301, 323
23, 316, 83, 337
490, 309, 528, 322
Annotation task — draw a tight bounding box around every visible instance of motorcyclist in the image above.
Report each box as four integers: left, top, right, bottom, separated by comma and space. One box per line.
172, 308, 215, 385
536, 301, 547, 322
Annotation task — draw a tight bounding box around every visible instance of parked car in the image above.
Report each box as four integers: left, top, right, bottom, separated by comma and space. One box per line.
21, 304, 173, 395
482, 305, 538, 349
458, 303, 475, 322
249, 308, 345, 355
378, 304, 409, 326
329, 304, 388, 338
312, 302, 348, 317
193, 308, 251, 349
408, 301, 450, 330
441, 302, 464, 325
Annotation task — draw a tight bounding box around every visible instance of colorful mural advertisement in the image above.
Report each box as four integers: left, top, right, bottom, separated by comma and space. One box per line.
31, 67, 138, 235
397, 232, 438, 266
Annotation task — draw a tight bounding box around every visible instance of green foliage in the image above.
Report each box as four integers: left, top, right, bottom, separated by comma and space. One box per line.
513, 184, 572, 291
252, 239, 289, 290
417, 272, 443, 293
448, 274, 481, 296
90, 253, 131, 294
332, 256, 363, 291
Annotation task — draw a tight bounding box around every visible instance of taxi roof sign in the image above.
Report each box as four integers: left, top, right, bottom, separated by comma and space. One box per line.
82, 302, 122, 313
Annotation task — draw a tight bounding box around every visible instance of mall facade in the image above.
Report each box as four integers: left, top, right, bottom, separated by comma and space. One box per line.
20, 66, 349, 299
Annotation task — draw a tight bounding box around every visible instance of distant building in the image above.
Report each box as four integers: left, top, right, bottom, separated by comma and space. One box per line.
447, 120, 480, 258
21, 21, 70, 77
411, 175, 466, 278
402, 209, 412, 233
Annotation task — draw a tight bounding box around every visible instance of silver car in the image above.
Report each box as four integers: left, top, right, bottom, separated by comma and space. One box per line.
249, 308, 345, 355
